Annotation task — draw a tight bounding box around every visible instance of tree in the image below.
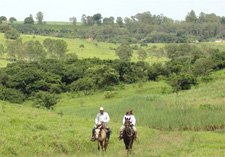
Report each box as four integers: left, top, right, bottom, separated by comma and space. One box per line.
4, 29, 20, 40
36, 11, 44, 24
24, 40, 46, 61
93, 13, 102, 25
79, 44, 85, 52
0, 16, 7, 22
0, 44, 5, 57
43, 38, 55, 58
109, 16, 115, 24
185, 10, 198, 23
9, 17, 17, 24
69, 17, 77, 26
54, 39, 68, 60
5, 38, 23, 61
81, 14, 87, 26
115, 43, 133, 61
116, 17, 123, 27
137, 47, 147, 61
87, 16, 94, 26
168, 73, 197, 92
193, 58, 214, 76
24, 15, 34, 24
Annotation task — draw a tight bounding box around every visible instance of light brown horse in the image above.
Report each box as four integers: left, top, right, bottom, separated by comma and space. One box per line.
123, 117, 134, 154
94, 124, 108, 152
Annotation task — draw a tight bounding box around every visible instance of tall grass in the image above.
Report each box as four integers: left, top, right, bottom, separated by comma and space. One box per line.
62, 80, 225, 131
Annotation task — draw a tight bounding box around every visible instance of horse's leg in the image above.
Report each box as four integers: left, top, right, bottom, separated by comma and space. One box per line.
97, 141, 100, 150
128, 138, 133, 155
100, 141, 103, 150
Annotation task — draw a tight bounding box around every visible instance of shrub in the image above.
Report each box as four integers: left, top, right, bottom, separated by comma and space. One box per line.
33, 91, 58, 109
0, 84, 25, 103
104, 91, 117, 99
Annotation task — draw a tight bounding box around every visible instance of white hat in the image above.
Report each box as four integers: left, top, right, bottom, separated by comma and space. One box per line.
100, 107, 104, 110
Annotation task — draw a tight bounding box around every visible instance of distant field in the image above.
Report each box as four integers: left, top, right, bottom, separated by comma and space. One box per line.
0, 33, 169, 64
5, 21, 83, 26
1, 32, 225, 66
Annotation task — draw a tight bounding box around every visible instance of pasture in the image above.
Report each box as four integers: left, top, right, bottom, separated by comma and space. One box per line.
1, 32, 225, 66
0, 69, 225, 156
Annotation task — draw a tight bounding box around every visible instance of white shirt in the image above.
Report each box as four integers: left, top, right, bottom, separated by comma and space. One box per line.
95, 112, 110, 125
123, 114, 136, 126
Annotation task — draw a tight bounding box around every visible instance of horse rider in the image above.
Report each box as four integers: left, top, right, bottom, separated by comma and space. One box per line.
118, 109, 138, 141
91, 107, 111, 144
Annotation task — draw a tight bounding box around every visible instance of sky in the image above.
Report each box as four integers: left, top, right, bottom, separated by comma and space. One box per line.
0, 0, 225, 22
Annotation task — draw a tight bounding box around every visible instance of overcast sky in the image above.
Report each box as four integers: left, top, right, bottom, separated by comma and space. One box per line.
1, 0, 225, 22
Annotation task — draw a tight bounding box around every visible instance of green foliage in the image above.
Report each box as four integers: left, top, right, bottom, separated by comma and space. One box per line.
0, 44, 5, 56
0, 16, 7, 22
36, 11, 44, 24
193, 58, 214, 76
0, 84, 25, 103
168, 73, 197, 92
9, 17, 17, 24
4, 28, 20, 40
115, 43, 133, 61
70, 78, 94, 95
104, 91, 117, 98
33, 91, 58, 109
137, 47, 147, 61
24, 16, 34, 25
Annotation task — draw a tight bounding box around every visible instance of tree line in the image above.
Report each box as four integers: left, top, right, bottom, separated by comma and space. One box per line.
1, 44, 225, 108
1, 10, 225, 43
0, 38, 69, 61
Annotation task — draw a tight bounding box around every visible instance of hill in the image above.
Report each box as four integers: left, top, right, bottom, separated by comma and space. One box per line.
0, 69, 225, 156
0, 32, 169, 64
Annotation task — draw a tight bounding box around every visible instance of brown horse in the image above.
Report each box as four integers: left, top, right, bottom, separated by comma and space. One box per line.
123, 117, 134, 154
94, 124, 108, 152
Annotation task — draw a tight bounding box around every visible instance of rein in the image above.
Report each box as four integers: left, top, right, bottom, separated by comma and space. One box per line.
125, 124, 133, 137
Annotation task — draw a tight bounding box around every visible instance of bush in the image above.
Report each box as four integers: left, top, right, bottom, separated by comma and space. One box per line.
33, 91, 58, 109
4, 29, 20, 40
0, 84, 25, 103
104, 91, 117, 99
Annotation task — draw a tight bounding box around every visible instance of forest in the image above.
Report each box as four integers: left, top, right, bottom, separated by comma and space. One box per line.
0, 10, 225, 43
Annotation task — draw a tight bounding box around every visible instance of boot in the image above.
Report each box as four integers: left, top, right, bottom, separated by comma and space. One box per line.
118, 131, 122, 141
134, 132, 138, 141
90, 136, 95, 142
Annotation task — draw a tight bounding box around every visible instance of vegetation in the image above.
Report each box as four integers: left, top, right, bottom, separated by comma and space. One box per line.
1, 10, 225, 43
0, 69, 225, 156
0, 10, 225, 156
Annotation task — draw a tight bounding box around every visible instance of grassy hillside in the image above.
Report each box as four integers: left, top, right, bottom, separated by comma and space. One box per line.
1, 32, 225, 66
1, 70, 225, 156
0, 32, 167, 64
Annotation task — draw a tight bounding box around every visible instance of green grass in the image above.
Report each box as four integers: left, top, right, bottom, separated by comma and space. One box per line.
0, 69, 225, 156
54, 78, 225, 131
1, 78, 225, 156
0, 33, 169, 64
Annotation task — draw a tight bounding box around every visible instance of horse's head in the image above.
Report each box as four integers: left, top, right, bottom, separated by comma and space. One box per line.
94, 124, 102, 140
125, 117, 131, 128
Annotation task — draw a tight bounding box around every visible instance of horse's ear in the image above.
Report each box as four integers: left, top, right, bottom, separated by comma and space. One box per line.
129, 117, 131, 120
125, 117, 127, 120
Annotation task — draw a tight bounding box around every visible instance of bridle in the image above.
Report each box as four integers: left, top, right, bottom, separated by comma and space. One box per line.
125, 120, 133, 137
